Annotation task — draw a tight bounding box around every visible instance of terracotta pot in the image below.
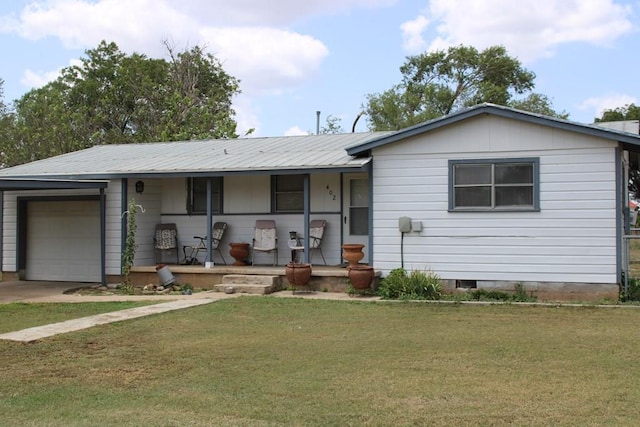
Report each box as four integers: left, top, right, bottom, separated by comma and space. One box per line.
348, 264, 374, 290
342, 244, 365, 267
286, 262, 312, 290
229, 243, 250, 266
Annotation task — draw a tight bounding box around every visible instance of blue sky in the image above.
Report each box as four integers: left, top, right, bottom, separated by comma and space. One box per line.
0, 0, 639, 137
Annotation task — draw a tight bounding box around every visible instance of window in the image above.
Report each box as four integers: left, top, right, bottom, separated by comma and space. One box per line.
449, 158, 539, 211
273, 175, 304, 212
187, 177, 222, 215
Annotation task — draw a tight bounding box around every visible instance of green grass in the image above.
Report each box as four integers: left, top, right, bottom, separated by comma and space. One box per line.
0, 301, 159, 333
1, 297, 640, 425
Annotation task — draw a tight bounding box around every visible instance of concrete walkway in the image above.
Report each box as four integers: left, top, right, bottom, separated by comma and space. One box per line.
0, 281, 377, 342
0, 298, 220, 342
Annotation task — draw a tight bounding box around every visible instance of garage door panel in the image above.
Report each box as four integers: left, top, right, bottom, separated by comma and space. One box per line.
26, 201, 101, 282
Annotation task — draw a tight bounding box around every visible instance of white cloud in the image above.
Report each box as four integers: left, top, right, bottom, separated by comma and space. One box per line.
20, 59, 82, 89
407, 0, 635, 63
168, 0, 397, 26
578, 93, 637, 121
199, 27, 329, 93
284, 126, 310, 136
2, 0, 396, 134
400, 15, 429, 54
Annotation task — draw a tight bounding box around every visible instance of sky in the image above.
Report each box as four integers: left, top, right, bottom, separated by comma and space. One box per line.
0, 0, 639, 138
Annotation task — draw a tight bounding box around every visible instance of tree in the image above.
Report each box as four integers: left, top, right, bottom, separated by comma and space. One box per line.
595, 104, 640, 198
364, 45, 564, 131
1, 41, 241, 167
319, 115, 345, 134
508, 93, 568, 119
594, 104, 640, 123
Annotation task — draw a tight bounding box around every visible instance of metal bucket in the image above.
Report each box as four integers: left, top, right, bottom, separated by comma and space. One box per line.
156, 265, 176, 286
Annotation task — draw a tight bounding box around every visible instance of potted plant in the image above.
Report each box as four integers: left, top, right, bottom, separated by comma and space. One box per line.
285, 262, 312, 293
347, 264, 375, 290
342, 243, 365, 267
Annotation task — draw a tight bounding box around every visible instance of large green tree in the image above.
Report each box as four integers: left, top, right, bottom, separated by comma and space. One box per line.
2, 41, 240, 167
365, 45, 566, 131
595, 104, 640, 198
594, 103, 640, 123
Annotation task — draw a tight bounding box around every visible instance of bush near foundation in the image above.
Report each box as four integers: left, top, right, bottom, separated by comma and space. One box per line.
377, 268, 442, 300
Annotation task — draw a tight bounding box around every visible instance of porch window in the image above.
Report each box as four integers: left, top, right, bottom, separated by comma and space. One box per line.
273, 175, 304, 212
449, 158, 539, 211
187, 177, 222, 215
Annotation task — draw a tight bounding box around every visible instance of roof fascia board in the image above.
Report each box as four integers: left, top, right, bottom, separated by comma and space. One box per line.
347, 104, 640, 155
0, 179, 108, 191
0, 163, 372, 181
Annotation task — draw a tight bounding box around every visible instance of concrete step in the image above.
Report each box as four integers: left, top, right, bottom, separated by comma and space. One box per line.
214, 275, 282, 295
222, 275, 280, 286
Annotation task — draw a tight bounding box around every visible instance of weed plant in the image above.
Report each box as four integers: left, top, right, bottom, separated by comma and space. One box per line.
377, 268, 442, 300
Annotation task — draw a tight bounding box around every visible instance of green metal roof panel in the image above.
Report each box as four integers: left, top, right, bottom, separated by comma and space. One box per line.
0, 132, 392, 179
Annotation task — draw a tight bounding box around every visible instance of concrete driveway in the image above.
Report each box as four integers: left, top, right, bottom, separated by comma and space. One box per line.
0, 281, 86, 303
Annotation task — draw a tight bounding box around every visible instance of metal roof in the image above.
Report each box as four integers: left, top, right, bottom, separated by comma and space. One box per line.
347, 103, 640, 155
0, 132, 392, 179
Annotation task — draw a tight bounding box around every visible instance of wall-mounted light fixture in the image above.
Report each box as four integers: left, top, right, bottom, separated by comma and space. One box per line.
135, 180, 145, 194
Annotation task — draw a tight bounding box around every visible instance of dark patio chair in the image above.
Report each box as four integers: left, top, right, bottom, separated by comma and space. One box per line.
154, 223, 179, 264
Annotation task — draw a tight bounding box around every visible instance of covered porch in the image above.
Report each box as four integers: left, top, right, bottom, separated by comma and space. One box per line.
125, 264, 381, 294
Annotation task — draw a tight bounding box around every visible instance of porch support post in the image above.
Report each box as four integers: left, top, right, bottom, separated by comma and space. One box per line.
616, 146, 623, 290
367, 162, 374, 265
205, 177, 213, 267
303, 173, 310, 263
100, 187, 106, 286
0, 191, 3, 274
120, 179, 128, 276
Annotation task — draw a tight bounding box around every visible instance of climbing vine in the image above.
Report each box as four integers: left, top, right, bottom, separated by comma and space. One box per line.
122, 198, 144, 291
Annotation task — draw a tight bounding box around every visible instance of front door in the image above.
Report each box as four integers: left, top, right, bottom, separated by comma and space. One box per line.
343, 173, 369, 263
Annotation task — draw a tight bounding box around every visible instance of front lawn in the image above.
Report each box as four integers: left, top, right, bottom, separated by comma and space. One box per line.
1, 297, 639, 425
0, 301, 159, 334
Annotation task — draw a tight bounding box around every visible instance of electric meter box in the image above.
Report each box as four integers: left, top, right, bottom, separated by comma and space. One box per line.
398, 217, 412, 233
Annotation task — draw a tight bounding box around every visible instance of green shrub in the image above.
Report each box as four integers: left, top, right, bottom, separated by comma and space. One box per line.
457, 283, 536, 303
378, 268, 442, 300
621, 277, 640, 302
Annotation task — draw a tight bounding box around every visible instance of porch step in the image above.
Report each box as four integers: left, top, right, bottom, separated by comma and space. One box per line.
214, 274, 282, 295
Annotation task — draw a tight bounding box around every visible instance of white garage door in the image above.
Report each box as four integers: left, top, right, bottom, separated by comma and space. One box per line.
26, 200, 101, 282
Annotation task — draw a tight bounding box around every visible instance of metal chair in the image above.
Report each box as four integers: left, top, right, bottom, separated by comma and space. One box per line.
154, 223, 179, 264
182, 222, 228, 265
289, 219, 327, 265
252, 220, 278, 265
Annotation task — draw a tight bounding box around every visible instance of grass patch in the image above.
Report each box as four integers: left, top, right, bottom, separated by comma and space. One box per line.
1, 297, 640, 425
0, 301, 159, 333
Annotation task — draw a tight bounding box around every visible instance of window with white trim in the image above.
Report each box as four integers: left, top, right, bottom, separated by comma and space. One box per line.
449, 158, 539, 211
187, 177, 222, 215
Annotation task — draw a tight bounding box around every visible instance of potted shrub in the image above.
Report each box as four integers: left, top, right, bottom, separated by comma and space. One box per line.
285, 262, 312, 293
347, 264, 375, 290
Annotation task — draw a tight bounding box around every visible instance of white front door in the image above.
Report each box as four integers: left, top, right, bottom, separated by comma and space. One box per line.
342, 173, 369, 263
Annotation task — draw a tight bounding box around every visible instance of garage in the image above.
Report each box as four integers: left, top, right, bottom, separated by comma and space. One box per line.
26, 200, 101, 282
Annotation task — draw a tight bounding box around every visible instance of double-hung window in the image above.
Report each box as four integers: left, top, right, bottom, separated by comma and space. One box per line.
449, 158, 539, 211
273, 175, 304, 213
187, 177, 222, 215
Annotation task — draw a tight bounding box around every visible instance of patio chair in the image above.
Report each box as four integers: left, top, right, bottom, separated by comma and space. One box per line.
154, 223, 179, 264
252, 220, 278, 266
289, 219, 327, 265
182, 222, 228, 265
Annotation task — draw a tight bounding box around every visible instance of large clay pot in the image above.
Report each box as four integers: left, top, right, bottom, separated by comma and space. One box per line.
342, 244, 365, 267
286, 262, 312, 291
229, 243, 250, 266
348, 264, 375, 290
